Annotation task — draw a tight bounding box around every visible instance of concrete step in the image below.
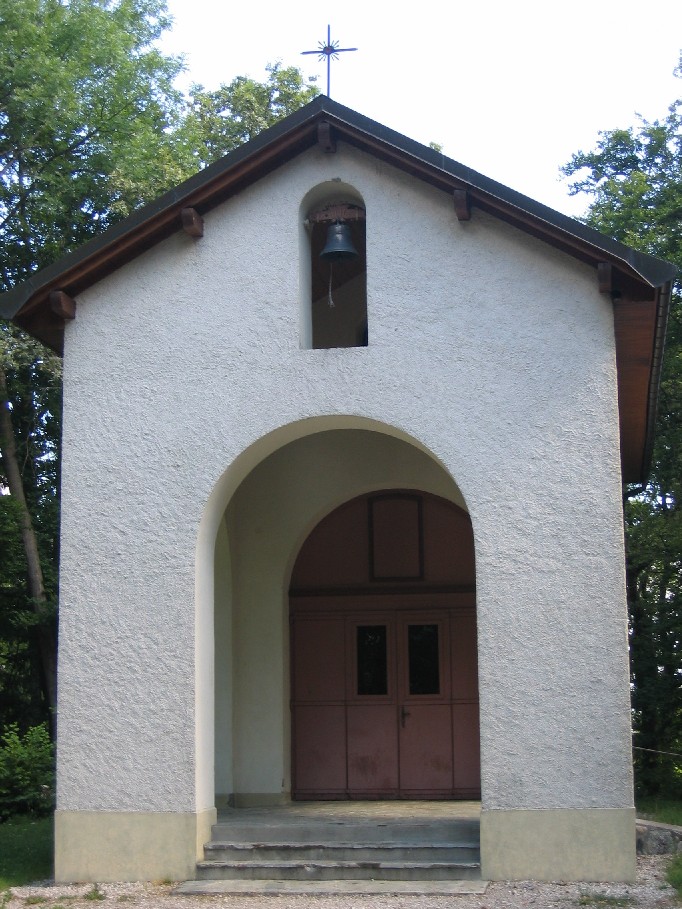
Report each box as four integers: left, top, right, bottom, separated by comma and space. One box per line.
177, 878, 490, 895
197, 808, 483, 885
195, 859, 482, 881
210, 817, 479, 845
203, 840, 480, 864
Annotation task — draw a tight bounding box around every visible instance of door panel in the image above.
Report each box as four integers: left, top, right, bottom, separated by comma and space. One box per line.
452, 702, 481, 793
293, 705, 347, 794
292, 606, 479, 798
293, 616, 345, 701
396, 613, 454, 791
346, 617, 399, 794
347, 705, 399, 794
451, 609, 478, 699
399, 703, 454, 791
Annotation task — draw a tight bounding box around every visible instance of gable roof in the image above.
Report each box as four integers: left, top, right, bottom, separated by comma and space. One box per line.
0, 95, 675, 483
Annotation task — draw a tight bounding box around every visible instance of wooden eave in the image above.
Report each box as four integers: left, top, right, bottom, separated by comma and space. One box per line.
0, 96, 675, 484
613, 285, 670, 484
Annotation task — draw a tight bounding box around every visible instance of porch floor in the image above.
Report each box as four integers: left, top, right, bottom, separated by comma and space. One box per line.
217, 799, 482, 823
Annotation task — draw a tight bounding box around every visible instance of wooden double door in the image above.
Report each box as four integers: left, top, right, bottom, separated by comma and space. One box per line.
291, 601, 480, 799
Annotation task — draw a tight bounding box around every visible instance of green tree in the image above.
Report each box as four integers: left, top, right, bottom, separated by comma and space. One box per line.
0, 327, 61, 729
563, 60, 682, 795
0, 0, 184, 727
0, 0, 319, 732
172, 63, 319, 174
0, 0, 185, 287
0, 722, 54, 819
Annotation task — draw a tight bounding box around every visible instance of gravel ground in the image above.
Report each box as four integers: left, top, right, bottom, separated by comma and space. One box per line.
6, 856, 679, 909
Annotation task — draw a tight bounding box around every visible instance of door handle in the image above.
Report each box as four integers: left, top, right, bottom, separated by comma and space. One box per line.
400, 706, 411, 728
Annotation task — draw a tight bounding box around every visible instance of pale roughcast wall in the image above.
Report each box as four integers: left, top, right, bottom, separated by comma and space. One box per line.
57, 141, 633, 862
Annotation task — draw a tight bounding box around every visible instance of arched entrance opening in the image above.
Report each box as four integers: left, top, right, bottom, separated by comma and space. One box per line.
290, 490, 480, 800
208, 421, 480, 808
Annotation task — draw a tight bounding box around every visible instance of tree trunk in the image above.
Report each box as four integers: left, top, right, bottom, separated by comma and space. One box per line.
0, 365, 57, 726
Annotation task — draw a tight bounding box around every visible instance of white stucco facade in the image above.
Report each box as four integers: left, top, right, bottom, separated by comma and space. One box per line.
54, 141, 634, 881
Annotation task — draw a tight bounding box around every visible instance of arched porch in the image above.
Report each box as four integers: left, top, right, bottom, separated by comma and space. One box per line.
203, 421, 478, 808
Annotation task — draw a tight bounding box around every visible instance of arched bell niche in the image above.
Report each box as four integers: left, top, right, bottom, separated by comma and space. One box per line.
300, 182, 367, 349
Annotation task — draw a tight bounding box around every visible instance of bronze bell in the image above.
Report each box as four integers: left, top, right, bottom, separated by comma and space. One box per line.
320, 221, 358, 261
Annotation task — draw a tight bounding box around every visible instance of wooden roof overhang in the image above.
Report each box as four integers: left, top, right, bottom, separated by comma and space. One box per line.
0, 96, 675, 484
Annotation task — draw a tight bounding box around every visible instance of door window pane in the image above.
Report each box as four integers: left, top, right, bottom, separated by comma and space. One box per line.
408, 624, 440, 695
357, 625, 388, 695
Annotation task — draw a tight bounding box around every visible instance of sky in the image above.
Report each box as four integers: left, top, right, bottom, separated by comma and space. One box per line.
160, 0, 682, 219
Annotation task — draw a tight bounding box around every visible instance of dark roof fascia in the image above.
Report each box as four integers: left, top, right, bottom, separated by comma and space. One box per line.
1, 95, 677, 329
315, 100, 677, 289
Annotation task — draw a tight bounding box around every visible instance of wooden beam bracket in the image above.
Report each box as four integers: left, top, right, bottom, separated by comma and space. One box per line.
453, 189, 471, 221
181, 207, 204, 238
598, 261, 621, 298
317, 121, 336, 153
598, 262, 613, 294
49, 291, 76, 320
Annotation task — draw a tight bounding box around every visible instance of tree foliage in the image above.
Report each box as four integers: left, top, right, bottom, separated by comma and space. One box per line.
0, 0, 319, 284
0, 0, 318, 735
0, 722, 54, 819
0, 0, 186, 288
563, 59, 682, 795
0, 0, 184, 731
0, 327, 61, 729
173, 64, 319, 174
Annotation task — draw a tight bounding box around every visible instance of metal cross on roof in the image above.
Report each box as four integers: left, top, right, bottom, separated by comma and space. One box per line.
301, 25, 357, 98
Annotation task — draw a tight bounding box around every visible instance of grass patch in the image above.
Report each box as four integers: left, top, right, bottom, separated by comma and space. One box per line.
83, 884, 105, 901
577, 895, 632, 907
667, 853, 682, 898
637, 797, 682, 826
0, 815, 52, 888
